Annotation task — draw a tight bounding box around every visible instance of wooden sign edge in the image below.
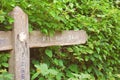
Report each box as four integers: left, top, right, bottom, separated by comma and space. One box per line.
0, 30, 88, 51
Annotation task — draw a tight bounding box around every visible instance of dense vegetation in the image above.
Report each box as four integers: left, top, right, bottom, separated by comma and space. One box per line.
0, 0, 120, 80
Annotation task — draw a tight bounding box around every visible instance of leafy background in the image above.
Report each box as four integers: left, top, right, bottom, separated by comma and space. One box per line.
0, 0, 120, 80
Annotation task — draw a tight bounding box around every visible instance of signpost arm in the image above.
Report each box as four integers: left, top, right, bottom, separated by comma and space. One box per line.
9, 6, 30, 80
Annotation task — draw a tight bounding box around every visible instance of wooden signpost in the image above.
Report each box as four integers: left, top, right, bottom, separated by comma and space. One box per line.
0, 6, 88, 80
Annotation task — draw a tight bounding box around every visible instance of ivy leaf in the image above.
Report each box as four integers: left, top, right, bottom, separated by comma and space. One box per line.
0, 10, 6, 23
53, 58, 58, 65
40, 63, 49, 76
69, 3, 74, 8
8, 17, 14, 24
29, 24, 33, 32
42, 29, 48, 34
38, 77, 45, 80
31, 72, 40, 80
69, 64, 78, 73
34, 63, 49, 76
49, 69, 58, 75
0, 16, 5, 23
45, 49, 53, 58
66, 70, 74, 78
2, 63, 8, 67
67, 47, 73, 52
56, 73, 63, 80
58, 59, 64, 67
5, 26, 12, 30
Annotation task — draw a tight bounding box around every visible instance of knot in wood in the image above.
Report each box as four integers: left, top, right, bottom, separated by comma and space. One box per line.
18, 32, 27, 42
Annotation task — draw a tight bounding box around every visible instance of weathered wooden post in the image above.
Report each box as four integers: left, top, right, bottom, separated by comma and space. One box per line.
9, 6, 30, 80
0, 6, 88, 80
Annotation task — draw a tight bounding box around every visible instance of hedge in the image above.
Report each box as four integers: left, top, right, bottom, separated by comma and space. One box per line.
0, 0, 120, 80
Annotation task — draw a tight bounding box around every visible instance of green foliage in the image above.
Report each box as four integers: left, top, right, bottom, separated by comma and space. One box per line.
0, 69, 13, 80
0, 0, 120, 80
0, 52, 13, 80
0, 53, 9, 68
0, 5, 13, 30
31, 63, 58, 80
45, 49, 53, 58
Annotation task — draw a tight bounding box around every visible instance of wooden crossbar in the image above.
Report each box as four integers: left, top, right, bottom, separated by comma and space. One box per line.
0, 30, 87, 51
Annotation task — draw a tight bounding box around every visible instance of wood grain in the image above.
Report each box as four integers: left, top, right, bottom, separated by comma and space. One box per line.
29, 30, 87, 47
8, 6, 30, 80
0, 31, 12, 51
0, 30, 87, 51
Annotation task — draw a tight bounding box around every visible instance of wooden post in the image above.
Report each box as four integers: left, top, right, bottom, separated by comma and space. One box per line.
9, 6, 30, 80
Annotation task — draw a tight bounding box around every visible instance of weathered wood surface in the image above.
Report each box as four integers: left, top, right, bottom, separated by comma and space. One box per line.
0, 31, 12, 51
9, 6, 30, 80
0, 30, 87, 51
29, 30, 87, 47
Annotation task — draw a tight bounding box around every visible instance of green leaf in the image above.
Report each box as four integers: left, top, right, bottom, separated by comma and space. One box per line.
8, 17, 14, 24
58, 59, 64, 67
49, 69, 58, 75
66, 70, 74, 78
34, 63, 49, 76
114, 74, 120, 78
0, 72, 13, 80
40, 63, 49, 76
69, 64, 78, 73
38, 77, 45, 80
69, 3, 74, 8
45, 49, 53, 58
53, 58, 58, 65
0, 16, 5, 23
2, 63, 8, 67
56, 73, 63, 80
29, 25, 33, 32
42, 29, 48, 34
31, 72, 40, 80
5, 26, 12, 30
67, 47, 73, 52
